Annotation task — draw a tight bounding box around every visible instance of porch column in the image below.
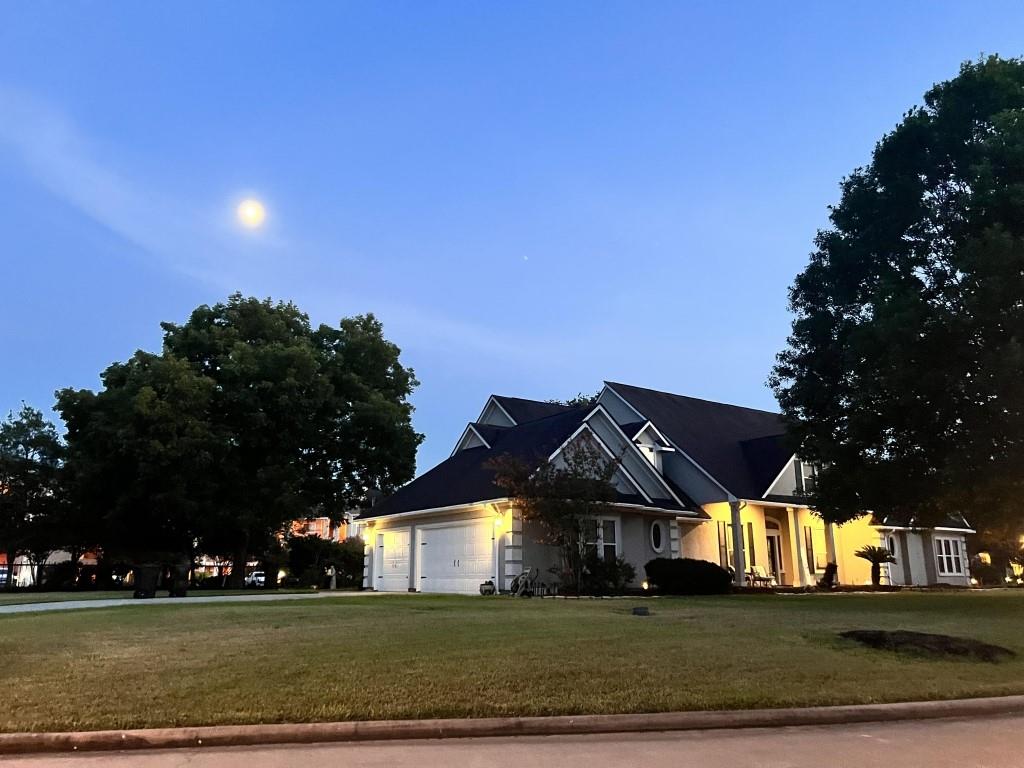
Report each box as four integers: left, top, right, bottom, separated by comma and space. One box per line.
787, 507, 808, 586
825, 523, 839, 582
730, 500, 746, 587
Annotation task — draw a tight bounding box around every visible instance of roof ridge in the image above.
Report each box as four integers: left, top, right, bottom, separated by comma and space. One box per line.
605, 381, 781, 418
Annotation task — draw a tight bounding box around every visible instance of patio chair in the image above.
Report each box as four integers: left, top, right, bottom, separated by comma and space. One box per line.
747, 565, 775, 588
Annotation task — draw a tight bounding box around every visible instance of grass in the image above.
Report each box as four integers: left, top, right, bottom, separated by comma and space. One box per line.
0, 588, 316, 606
2, 591, 1024, 733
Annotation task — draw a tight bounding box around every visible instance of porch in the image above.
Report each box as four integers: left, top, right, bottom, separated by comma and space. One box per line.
678, 502, 875, 587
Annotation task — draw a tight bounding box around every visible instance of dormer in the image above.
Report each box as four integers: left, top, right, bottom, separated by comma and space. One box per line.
630, 421, 676, 474
477, 396, 517, 427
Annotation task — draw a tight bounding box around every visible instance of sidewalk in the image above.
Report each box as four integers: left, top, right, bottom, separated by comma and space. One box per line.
0, 590, 376, 615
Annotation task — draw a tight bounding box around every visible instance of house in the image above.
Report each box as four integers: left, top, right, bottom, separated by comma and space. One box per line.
355, 382, 973, 593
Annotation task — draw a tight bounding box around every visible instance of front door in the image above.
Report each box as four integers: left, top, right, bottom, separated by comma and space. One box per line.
766, 531, 785, 585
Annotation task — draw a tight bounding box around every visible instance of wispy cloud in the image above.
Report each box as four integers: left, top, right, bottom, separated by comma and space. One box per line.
0, 86, 563, 370
0, 86, 259, 285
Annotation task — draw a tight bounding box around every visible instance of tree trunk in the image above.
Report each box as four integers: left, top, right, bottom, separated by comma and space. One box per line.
871, 562, 881, 587
3, 550, 15, 591
228, 539, 248, 589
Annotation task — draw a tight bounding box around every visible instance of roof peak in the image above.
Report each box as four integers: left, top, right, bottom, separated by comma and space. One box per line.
604, 381, 782, 418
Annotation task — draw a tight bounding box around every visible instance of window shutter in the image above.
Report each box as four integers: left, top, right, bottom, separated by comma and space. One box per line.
746, 522, 756, 567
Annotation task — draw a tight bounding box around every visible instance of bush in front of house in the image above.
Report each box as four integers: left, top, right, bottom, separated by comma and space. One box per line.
580, 552, 637, 595
644, 557, 732, 595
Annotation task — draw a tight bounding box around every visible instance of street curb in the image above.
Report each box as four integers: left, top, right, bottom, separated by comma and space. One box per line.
3, 696, 1024, 755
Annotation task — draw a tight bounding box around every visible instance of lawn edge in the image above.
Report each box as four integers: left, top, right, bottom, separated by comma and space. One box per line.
4, 696, 1024, 755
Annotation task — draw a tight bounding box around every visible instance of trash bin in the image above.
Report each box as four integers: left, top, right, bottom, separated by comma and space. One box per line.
132, 564, 160, 599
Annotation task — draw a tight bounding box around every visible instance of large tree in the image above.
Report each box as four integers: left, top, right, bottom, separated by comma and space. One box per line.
0, 405, 65, 588
771, 56, 1024, 526
58, 352, 219, 564
160, 295, 421, 585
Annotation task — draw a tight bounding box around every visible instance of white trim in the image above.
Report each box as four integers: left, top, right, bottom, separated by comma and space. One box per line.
740, 498, 810, 510
650, 519, 666, 554
583, 514, 622, 561
763, 455, 797, 497
450, 423, 492, 457
476, 396, 517, 426
934, 535, 966, 577
603, 385, 736, 501
870, 523, 976, 534
582, 404, 691, 509
359, 498, 510, 523
548, 422, 654, 504
598, 383, 647, 421
631, 420, 675, 450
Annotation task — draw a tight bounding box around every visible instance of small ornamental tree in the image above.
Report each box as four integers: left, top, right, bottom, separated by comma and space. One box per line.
855, 545, 897, 587
489, 435, 619, 593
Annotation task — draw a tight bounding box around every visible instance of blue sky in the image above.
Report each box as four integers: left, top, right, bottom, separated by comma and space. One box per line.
1, 2, 1022, 473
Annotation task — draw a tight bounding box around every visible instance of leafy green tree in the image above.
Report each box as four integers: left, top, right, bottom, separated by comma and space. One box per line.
771, 56, 1024, 527
0, 405, 64, 589
547, 392, 600, 408
286, 534, 364, 587
57, 352, 219, 565
161, 295, 421, 586
489, 435, 619, 593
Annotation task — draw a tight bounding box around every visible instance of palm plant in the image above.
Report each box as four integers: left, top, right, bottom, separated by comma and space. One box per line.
855, 545, 897, 587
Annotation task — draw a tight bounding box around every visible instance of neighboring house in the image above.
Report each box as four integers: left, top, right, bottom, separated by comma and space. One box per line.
289, 516, 349, 541
355, 382, 973, 594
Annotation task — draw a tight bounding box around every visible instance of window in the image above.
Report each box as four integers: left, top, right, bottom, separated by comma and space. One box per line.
794, 460, 819, 495
650, 520, 665, 553
935, 537, 963, 576
802, 528, 819, 577
583, 517, 620, 561
887, 535, 897, 559
717, 521, 729, 569
717, 521, 752, 570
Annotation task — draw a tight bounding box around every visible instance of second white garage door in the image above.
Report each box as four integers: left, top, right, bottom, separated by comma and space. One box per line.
418, 519, 495, 594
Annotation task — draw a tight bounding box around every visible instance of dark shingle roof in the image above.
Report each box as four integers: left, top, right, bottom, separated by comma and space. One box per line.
606, 382, 790, 501
492, 396, 573, 425
364, 407, 588, 518
365, 403, 699, 519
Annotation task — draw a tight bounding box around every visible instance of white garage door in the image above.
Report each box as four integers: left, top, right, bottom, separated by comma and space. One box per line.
418, 520, 495, 594
375, 529, 411, 592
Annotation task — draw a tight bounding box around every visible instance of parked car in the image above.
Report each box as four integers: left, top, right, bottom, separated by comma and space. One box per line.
245, 571, 265, 587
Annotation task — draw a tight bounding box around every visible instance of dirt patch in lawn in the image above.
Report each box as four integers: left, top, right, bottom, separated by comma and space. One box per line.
840, 629, 1016, 663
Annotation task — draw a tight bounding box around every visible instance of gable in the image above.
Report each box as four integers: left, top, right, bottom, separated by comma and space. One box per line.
604, 382, 790, 501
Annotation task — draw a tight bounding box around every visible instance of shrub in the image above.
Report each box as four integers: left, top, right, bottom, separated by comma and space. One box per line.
580, 552, 636, 595
644, 557, 732, 595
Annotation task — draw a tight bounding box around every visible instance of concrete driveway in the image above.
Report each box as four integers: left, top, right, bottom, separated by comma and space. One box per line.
5, 715, 1019, 768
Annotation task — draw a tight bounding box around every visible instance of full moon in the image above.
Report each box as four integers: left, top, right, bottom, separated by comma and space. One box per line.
237, 198, 267, 229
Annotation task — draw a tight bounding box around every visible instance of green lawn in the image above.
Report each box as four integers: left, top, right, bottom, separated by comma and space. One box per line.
0, 588, 316, 606
2, 591, 1023, 733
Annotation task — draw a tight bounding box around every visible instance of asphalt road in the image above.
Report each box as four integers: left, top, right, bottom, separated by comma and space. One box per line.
6, 715, 1021, 768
